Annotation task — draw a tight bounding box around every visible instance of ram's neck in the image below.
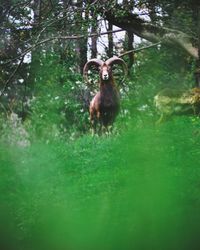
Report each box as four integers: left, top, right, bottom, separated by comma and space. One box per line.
100, 82, 113, 90
100, 77, 117, 90
99, 80, 119, 104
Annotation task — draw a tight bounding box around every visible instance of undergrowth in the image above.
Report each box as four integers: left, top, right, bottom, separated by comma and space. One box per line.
1, 115, 200, 250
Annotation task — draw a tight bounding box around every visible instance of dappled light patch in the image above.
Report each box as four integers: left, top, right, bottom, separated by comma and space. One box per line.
154, 87, 200, 123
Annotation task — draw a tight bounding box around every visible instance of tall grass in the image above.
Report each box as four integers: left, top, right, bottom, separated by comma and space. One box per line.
1, 115, 200, 250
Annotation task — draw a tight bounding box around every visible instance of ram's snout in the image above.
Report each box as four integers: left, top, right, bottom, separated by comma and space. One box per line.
101, 66, 109, 81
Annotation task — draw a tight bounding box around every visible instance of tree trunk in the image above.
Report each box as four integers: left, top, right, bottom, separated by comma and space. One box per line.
32, 0, 41, 26
28, 0, 41, 87
195, 5, 200, 86
123, 0, 134, 69
79, 21, 88, 73
76, 0, 88, 73
127, 31, 134, 69
91, 10, 98, 58
107, 21, 113, 58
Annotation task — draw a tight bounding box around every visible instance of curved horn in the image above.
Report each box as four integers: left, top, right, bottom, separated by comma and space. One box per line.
83, 59, 104, 83
105, 56, 128, 83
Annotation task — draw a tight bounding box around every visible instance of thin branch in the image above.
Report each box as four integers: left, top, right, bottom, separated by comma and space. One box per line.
119, 41, 161, 57
90, 0, 100, 6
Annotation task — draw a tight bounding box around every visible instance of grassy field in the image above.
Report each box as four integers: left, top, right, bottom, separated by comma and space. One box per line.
1, 116, 200, 250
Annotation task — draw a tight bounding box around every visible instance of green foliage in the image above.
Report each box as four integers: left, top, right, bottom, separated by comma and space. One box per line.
28, 52, 90, 141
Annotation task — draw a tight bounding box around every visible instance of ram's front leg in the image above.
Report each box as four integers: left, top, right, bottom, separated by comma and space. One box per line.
90, 113, 97, 136
96, 111, 104, 136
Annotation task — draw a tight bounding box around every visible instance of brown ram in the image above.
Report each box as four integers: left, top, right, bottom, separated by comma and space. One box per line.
83, 56, 127, 134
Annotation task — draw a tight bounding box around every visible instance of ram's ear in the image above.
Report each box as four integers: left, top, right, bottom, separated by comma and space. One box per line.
83, 59, 104, 84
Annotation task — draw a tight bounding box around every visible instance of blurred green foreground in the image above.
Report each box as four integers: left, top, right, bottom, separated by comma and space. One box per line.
1, 116, 200, 250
